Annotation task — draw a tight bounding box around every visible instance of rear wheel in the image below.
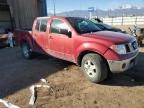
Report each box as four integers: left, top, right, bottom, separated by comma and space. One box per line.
81, 53, 108, 83
21, 42, 33, 59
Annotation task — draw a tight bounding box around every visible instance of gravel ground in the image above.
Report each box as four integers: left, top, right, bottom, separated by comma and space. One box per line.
0, 47, 144, 108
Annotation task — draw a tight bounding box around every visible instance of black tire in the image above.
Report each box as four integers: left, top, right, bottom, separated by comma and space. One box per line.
21, 42, 33, 59
81, 53, 108, 83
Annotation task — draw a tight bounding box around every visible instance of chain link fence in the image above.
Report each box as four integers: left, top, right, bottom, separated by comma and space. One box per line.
102, 16, 144, 26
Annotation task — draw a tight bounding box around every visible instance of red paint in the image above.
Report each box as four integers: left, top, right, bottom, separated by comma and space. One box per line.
14, 16, 138, 64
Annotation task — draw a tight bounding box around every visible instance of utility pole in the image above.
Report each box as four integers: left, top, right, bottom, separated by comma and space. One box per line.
89, 12, 92, 19
53, 0, 56, 16
88, 7, 94, 19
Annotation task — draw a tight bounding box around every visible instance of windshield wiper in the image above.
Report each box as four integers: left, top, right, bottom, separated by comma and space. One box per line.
90, 29, 101, 33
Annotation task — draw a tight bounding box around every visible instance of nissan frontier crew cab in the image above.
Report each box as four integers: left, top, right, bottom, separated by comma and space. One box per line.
14, 16, 139, 83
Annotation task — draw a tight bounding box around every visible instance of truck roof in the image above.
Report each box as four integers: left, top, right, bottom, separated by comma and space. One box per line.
36, 16, 67, 19
36, 16, 83, 20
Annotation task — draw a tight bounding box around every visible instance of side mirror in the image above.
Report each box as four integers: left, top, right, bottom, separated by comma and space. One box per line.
61, 29, 72, 38
67, 31, 72, 38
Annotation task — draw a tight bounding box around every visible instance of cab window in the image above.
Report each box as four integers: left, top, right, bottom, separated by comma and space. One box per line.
35, 19, 40, 31
50, 19, 69, 35
40, 19, 48, 32
35, 18, 48, 32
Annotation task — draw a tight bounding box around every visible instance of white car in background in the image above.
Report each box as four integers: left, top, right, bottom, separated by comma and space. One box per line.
0, 27, 9, 47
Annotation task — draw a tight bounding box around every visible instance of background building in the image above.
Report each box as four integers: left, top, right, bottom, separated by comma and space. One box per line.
0, 0, 12, 30
0, 0, 47, 30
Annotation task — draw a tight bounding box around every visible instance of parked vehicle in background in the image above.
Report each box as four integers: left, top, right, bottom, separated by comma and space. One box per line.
95, 23, 126, 33
129, 25, 144, 47
0, 27, 8, 47
91, 18, 103, 23
14, 16, 139, 83
91, 18, 126, 33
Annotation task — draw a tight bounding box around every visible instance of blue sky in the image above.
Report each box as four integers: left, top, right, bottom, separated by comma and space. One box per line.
46, 0, 144, 13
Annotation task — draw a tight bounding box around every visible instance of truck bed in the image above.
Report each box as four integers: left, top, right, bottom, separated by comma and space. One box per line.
14, 29, 32, 46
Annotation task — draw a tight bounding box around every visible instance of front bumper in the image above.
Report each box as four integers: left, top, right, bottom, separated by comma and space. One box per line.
107, 52, 139, 73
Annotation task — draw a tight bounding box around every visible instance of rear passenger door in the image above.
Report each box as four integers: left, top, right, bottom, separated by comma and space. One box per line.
39, 18, 49, 49
33, 18, 48, 53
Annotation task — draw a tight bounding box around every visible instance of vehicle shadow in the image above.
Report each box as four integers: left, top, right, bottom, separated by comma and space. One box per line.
0, 47, 144, 99
102, 51, 144, 87
0, 47, 73, 98
0, 45, 9, 49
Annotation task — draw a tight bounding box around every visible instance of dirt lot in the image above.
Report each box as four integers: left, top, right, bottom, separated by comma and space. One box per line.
0, 47, 144, 108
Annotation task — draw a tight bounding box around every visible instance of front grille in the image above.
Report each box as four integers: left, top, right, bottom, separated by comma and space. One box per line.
125, 44, 131, 52
125, 40, 138, 53
132, 41, 138, 50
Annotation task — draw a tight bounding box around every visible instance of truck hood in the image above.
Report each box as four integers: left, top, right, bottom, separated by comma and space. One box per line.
82, 31, 133, 44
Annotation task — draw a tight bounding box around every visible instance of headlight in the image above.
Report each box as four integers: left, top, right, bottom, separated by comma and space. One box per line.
110, 44, 127, 54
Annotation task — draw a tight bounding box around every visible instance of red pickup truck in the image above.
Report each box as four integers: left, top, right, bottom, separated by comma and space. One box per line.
14, 16, 139, 83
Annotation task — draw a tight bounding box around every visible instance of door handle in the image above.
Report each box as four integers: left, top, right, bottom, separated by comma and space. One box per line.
49, 36, 53, 39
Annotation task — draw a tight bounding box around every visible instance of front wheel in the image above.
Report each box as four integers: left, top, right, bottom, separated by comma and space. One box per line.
81, 53, 108, 83
21, 42, 33, 59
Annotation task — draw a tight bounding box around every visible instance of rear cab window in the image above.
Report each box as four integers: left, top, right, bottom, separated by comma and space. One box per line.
35, 19, 41, 31
35, 18, 48, 32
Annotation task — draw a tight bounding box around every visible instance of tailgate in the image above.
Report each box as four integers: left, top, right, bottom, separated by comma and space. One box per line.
14, 30, 32, 45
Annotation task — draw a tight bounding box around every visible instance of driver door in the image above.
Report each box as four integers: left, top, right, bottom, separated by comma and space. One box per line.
48, 19, 73, 61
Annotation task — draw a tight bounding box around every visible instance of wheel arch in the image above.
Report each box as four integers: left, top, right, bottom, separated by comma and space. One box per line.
20, 39, 28, 46
77, 50, 110, 71
20, 39, 32, 50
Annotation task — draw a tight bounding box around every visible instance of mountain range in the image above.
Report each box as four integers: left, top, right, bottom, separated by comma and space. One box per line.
50, 7, 144, 18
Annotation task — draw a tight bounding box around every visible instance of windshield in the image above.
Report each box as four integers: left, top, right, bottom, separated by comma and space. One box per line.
67, 17, 101, 34
95, 23, 112, 30
95, 24, 106, 30
102, 24, 113, 29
